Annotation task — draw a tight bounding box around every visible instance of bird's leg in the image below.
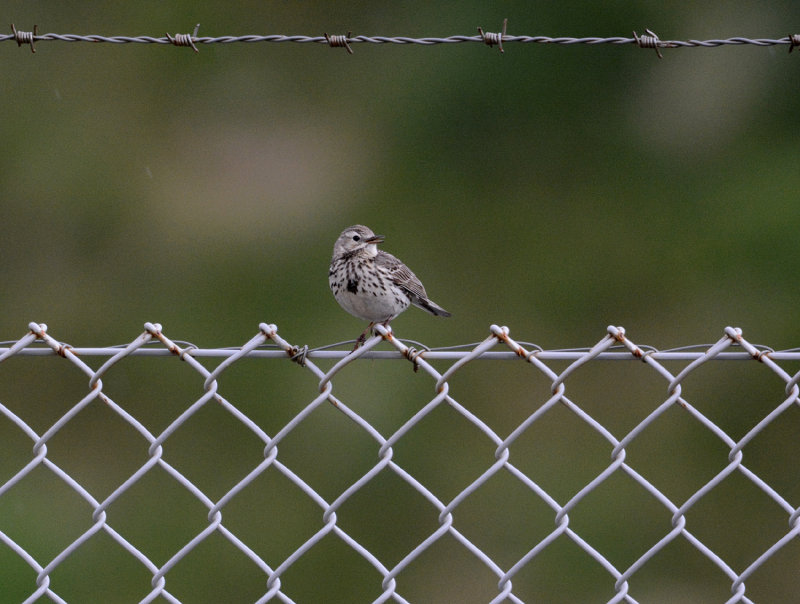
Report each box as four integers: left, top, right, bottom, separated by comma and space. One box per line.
353, 322, 375, 350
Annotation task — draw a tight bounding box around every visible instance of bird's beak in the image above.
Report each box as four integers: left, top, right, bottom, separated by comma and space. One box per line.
367, 234, 384, 244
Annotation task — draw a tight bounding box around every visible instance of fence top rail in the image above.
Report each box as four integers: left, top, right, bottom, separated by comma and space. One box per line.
1, 323, 795, 366
1, 346, 797, 362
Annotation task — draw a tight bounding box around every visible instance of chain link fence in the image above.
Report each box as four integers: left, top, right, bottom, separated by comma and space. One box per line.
1, 321, 798, 603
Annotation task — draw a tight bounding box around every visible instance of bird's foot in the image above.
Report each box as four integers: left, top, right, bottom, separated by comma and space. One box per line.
352, 323, 375, 351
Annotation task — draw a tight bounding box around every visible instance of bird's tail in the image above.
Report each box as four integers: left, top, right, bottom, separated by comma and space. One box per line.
415, 298, 452, 317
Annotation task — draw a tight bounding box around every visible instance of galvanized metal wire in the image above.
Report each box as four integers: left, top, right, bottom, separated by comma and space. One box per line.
1, 321, 799, 602
3, 22, 800, 55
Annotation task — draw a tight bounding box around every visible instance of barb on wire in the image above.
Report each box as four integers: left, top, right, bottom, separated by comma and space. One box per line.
166, 23, 200, 52
478, 18, 508, 53
324, 31, 353, 54
10, 23, 37, 52
633, 28, 674, 58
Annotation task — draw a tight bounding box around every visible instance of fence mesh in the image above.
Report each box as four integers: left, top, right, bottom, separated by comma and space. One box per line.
1, 321, 798, 603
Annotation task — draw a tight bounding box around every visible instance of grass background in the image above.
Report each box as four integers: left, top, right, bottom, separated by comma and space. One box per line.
1, 2, 799, 602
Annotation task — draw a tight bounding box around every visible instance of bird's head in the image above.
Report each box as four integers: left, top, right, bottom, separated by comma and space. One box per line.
333, 225, 384, 258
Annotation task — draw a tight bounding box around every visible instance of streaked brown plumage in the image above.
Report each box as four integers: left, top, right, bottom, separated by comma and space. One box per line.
329, 225, 450, 346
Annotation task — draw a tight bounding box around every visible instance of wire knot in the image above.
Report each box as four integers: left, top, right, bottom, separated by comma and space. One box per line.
178, 343, 198, 362
289, 345, 309, 366
478, 18, 508, 53
405, 347, 424, 372
633, 28, 672, 58
11, 23, 37, 53
325, 32, 353, 54
166, 23, 200, 53
788, 34, 800, 53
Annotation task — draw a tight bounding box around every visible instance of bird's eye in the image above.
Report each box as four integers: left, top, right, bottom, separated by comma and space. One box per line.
352, 235, 360, 242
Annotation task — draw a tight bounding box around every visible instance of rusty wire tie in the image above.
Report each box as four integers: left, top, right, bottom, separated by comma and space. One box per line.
289, 345, 309, 366
10, 23, 37, 53
478, 18, 508, 53
325, 32, 353, 54
788, 34, 800, 53
633, 28, 674, 58
404, 347, 425, 372
166, 23, 200, 53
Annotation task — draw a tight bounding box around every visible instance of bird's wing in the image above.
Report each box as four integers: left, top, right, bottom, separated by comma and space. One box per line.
375, 251, 429, 300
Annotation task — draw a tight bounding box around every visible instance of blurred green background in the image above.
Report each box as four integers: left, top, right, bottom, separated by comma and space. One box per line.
1, 2, 800, 603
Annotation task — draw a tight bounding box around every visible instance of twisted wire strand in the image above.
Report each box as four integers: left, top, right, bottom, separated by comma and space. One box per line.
1, 30, 798, 50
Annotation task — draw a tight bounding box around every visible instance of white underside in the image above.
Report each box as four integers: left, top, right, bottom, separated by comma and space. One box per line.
335, 290, 409, 322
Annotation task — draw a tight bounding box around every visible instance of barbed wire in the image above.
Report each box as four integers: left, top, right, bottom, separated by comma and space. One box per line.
4, 21, 800, 56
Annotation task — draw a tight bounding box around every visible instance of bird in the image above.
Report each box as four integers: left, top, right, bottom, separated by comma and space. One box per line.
329, 225, 451, 347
